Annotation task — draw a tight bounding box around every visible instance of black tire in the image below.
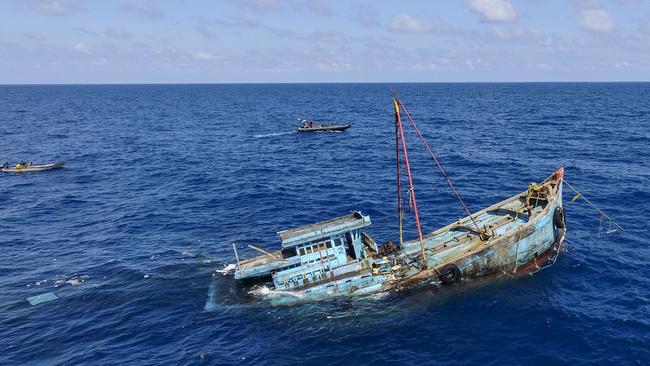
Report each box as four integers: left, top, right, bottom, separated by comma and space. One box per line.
439, 264, 461, 285
553, 207, 565, 229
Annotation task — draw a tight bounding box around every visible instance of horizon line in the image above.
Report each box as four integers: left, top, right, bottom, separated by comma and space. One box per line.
1, 80, 649, 86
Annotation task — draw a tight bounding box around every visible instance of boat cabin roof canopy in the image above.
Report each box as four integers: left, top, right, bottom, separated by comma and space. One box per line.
277, 211, 371, 248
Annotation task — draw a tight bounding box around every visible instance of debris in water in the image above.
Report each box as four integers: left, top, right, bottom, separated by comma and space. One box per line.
66, 275, 89, 286
215, 263, 236, 275
27, 292, 59, 306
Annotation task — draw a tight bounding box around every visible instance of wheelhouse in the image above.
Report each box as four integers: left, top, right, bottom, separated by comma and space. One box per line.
272, 212, 377, 290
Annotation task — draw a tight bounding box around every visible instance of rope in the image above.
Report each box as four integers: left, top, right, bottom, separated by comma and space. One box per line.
564, 180, 624, 231
397, 99, 484, 235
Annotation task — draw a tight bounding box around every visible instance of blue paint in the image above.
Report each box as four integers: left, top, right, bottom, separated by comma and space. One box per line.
1, 83, 649, 365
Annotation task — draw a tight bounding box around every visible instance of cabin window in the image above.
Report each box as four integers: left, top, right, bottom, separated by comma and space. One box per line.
334, 238, 342, 246
326, 241, 333, 249
306, 246, 313, 254
299, 247, 305, 256
282, 247, 297, 258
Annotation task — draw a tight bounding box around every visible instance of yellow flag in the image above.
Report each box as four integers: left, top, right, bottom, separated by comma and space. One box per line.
571, 193, 582, 202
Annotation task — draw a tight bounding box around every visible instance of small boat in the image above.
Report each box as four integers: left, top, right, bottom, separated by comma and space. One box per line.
297, 120, 351, 132
220, 97, 566, 305
1, 161, 66, 173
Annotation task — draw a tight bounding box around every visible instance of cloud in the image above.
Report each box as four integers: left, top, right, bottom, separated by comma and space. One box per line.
577, 9, 614, 32
226, 0, 334, 17
389, 14, 432, 33
469, 0, 517, 22
120, 1, 166, 21
192, 50, 224, 61
104, 28, 132, 39
72, 27, 99, 37
19, 0, 85, 16
491, 26, 553, 46
23, 32, 46, 42
195, 26, 218, 40
356, 3, 380, 27
73, 42, 90, 54
302, 0, 334, 17
226, 0, 282, 13
614, 61, 631, 68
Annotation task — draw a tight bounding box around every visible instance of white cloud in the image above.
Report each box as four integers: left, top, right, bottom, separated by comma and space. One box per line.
73, 42, 90, 54
614, 61, 631, 69
389, 14, 432, 33
302, 0, 334, 17
577, 9, 614, 32
492, 26, 553, 46
120, 1, 166, 21
316, 61, 353, 72
469, 0, 517, 22
19, 0, 85, 16
192, 50, 224, 61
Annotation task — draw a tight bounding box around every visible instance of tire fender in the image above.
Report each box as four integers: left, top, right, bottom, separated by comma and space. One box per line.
553, 206, 565, 229
439, 264, 461, 285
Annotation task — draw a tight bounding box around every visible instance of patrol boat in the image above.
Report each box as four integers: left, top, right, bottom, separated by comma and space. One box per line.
296, 119, 351, 132
221, 97, 567, 305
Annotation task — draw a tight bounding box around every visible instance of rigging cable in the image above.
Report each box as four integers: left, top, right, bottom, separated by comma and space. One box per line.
564, 179, 623, 231
397, 99, 484, 236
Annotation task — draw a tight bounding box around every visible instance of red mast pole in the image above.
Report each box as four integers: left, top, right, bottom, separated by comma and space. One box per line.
394, 98, 428, 268
395, 108, 404, 246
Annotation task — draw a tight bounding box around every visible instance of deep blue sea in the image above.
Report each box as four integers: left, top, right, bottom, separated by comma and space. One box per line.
1, 83, 649, 365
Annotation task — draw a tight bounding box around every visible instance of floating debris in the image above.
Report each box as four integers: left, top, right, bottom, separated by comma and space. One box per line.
27, 292, 59, 306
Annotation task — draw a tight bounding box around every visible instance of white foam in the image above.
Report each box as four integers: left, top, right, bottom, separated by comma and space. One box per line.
253, 131, 297, 138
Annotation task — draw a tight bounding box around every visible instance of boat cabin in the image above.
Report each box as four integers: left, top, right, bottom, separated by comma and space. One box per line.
233, 212, 378, 290
272, 211, 376, 290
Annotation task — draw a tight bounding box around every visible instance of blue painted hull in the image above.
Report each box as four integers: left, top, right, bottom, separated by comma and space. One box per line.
243, 170, 565, 305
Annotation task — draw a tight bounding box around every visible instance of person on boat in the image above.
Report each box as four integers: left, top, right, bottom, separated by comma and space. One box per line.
28, 161, 33, 167
16, 161, 26, 169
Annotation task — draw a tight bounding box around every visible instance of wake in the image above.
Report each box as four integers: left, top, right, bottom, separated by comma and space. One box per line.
254, 131, 297, 138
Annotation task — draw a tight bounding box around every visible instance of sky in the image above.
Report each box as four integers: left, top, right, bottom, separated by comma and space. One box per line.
1, 0, 649, 83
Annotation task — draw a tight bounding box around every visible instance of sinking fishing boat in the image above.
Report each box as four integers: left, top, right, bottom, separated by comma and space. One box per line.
297, 119, 351, 132
1, 161, 65, 173
221, 97, 566, 305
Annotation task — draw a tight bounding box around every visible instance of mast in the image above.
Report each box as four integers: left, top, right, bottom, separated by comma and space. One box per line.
393, 98, 428, 268
395, 106, 404, 246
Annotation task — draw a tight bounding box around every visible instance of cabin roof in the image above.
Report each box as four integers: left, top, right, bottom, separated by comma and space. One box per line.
277, 211, 371, 248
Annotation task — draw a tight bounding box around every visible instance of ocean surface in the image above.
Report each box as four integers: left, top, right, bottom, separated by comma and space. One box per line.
1, 83, 649, 365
